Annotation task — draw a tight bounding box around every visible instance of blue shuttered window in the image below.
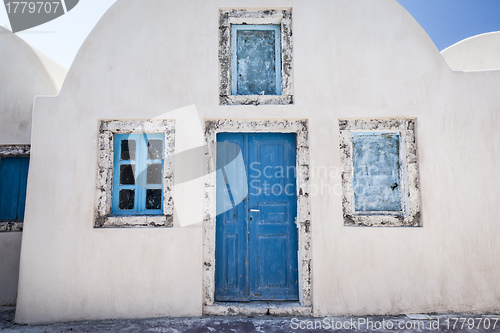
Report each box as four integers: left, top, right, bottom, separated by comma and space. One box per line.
0, 157, 30, 221
351, 132, 403, 213
112, 134, 164, 215
231, 24, 282, 96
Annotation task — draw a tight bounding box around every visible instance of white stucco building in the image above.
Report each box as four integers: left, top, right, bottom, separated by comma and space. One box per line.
0, 26, 66, 306
6, 0, 500, 324
442, 31, 500, 71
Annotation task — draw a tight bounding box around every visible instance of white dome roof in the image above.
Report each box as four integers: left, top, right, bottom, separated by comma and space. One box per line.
0, 26, 66, 144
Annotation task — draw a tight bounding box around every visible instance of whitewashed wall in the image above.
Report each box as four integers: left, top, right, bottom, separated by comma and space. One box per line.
442, 31, 500, 71
15, 0, 500, 323
0, 26, 65, 305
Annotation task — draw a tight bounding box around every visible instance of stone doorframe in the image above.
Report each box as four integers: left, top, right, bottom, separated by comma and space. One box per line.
203, 119, 312, 315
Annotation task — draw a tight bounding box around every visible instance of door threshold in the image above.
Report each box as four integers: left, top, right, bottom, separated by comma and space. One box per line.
203, 301, 312, 317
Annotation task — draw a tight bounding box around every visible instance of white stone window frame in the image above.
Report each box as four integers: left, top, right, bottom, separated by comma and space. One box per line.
0, 144, 30, 232
219, 8, 294, 106
203, 119, 312, 316
339, 118, 421, 227
94, 120, 175, 228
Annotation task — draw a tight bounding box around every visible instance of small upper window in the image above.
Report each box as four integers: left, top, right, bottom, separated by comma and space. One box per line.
219, 8, 293, 105
231, 24, 281, 96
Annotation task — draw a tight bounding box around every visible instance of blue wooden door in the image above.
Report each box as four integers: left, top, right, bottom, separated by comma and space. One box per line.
0, 157, 30, 221
215, 133, 298, 301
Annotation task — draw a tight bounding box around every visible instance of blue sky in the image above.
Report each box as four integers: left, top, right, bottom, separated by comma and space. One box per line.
397, 0, 500, 51
1, 1, 500, 68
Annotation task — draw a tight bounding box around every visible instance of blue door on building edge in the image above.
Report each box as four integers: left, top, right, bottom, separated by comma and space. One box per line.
215, 133, 298, 301
0, 157, 30, 221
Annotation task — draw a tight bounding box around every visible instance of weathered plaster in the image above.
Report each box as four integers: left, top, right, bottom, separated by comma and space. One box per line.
338, 118, 421, 227
94, 120, 175, 228
219, 8, 294, 105
203, 301, 312, 317
0, 223, 23, 233
203, 119, 311, 314
0, 145, 30, 157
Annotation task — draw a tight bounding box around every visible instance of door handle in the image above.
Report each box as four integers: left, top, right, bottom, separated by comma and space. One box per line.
250, 209, 260, 212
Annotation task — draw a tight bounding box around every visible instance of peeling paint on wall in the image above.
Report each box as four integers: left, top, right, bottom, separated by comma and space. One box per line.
0, 145, 30, 158
0, 222, 23, 232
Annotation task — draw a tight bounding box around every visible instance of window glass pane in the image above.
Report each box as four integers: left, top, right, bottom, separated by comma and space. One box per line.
112, 133, 166, 215
120, 164, 135, 185
351, 133, 402, 212
121, 140, 136, 160
146, 189, 162, 210
148, 139, 163, 160
235, 27, 278, 95
147, 163, 162, 184
118, 189, 135, 210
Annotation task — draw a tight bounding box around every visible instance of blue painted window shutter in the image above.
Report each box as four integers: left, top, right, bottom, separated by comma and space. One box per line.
231, 24, 282, 95
0, 157, 30, 221
351, 132, 403, 212
112, 134, 164, 215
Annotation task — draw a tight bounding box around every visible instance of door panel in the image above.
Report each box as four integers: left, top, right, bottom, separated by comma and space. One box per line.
257, 235, 288, 287
215, 133, 298, 301
215, 134, 248, 300
248, 133, 298, 300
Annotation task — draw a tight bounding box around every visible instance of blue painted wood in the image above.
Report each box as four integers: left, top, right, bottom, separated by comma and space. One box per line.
17, 157, 29, 220
351, 132, 402, 212
0, 157, 30, 221
231, 25, 282, 96
215, 133, 298, 301
215, 134, 248, 300
112, 134, 164, 215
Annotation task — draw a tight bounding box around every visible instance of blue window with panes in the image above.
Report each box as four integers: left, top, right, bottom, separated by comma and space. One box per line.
231, 24, 282, 95
0, 157, 30, 221
112, 134, 164, 215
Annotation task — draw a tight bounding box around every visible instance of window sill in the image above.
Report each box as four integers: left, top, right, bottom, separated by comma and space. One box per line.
94, 215, 173, 228
344, 213, 421, 227
0, 222, 23, 232
220, 94, 293, 106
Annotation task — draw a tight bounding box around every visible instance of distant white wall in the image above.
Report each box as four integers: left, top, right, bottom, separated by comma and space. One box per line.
15, 0, 500, 323
0, 26, 66, 145
0, 26, 66, 306
442, 31, 500, 71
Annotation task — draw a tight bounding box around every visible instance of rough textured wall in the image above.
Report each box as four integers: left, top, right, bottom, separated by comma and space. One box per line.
14, 0, 500, 324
